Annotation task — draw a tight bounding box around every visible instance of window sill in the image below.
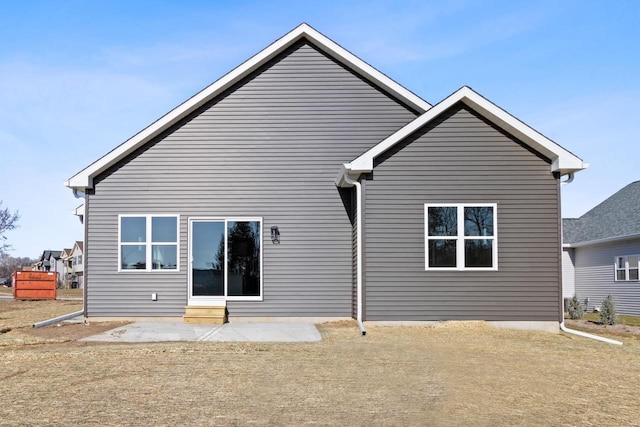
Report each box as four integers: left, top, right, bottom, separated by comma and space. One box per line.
425, 267, 498, 272
118, 269, 181, 273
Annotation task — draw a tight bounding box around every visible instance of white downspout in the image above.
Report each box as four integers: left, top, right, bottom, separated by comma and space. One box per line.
342, 173, 366, 336
560, 172, 622, 345
560, 307, 622, 345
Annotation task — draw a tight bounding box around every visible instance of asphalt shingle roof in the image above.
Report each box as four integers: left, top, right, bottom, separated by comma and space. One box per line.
563, 180, 640, 244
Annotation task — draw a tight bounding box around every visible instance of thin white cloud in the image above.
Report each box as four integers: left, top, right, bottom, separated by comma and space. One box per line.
526, 91, 640, 217
338, 1, 553, 65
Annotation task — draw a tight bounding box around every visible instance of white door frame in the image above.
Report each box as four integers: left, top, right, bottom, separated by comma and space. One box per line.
188, 217, 263, 306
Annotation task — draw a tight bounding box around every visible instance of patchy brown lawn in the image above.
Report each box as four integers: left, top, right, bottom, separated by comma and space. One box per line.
1, 300, 639, 426
0, 300, 125, 346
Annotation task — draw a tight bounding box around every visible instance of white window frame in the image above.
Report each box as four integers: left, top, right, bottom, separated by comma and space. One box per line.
614, 255, 639, 281
424, 203, 498, 271
188, 217, 263, 303
118, 214, 180, 272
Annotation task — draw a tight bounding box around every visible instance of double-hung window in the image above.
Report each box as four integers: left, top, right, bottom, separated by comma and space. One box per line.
614, 255, 639, 281
425, 204, 497, 270
119, 215, 179, 271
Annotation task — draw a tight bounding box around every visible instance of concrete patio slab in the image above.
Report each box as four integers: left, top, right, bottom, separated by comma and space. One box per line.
204, 322, 322, 342
80, 321, 321, 343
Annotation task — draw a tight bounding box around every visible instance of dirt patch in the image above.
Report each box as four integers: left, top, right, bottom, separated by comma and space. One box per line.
0, 299, 113, 346
22, 321, 130, 341
565, 318, 640, 336
1, 325, 639, 426
0, 300, 83, 329
2, 300, 640, 425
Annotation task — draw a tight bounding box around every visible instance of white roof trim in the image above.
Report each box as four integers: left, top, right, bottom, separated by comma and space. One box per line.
73, 203, 85, 217
346, 86, 588, 175
564, 233, 640, 248
66, 23, 431, 190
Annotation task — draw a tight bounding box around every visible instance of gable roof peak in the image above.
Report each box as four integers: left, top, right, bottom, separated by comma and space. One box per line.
65, 23, 430, 191
344, 85, 587, 177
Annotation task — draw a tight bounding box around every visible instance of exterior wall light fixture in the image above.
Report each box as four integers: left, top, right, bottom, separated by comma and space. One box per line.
270, 226, 280, 244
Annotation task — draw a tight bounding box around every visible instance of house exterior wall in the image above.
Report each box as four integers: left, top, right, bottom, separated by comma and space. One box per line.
52, 257, 64, 287
71, 246, 83, 274
70, 245, 84, 289
62, 254, 72, 288
85, 40, 418, 317
363, 104, 562, 321
562, 247, 575, 299
573, 239, 640, 315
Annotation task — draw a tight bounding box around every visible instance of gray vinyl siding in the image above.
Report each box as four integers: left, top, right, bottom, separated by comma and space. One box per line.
86, 40, 417, 317
364, 105, 561, 321
573, 240, 640, 315
562, 248, 575, 299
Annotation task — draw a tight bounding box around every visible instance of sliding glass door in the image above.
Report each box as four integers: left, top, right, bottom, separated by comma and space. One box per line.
189, 218, 262, 302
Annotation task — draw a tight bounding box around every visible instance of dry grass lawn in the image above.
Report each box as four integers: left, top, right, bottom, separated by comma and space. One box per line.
0, 287, 83, 299
1, 300, 639, 426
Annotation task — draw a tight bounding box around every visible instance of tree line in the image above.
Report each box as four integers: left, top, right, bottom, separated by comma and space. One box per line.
0, 200, 27, 279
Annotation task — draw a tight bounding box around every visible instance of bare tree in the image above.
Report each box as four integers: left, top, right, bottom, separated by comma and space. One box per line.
464, 207, 493, 236
0, 201, 20, 254
0, 253, 35, 279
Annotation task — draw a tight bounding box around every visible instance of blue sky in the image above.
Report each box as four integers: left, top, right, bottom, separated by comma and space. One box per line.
0, 0, 638, 258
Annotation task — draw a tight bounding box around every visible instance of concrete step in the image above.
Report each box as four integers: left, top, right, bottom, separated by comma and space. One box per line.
183, 305, 227, 324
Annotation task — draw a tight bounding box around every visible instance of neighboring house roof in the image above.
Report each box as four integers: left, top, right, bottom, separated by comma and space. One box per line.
40, 250, 52, 262
39, 250, 62, 267
65, 23, 432, 191
61, 248, 73, 258
562, 218, 582, 244
337, 86, 587, 186
563, 180, 640, 246
72, 241, 84, 252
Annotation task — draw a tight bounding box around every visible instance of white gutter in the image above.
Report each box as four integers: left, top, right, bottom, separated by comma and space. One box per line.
341, 172, 366, 336
561, 172, 574, 185
560, 175, 622, 345
564, 233, 640, 249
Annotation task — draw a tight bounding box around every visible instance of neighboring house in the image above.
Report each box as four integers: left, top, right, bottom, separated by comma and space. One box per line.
563, 181, 640, 316
36, 250, 58, 272
47, 250, 63, 286
61, 248, 73, 288
65, 24, 587, 331
70, 241, 84, 289
32, 250, 63, 284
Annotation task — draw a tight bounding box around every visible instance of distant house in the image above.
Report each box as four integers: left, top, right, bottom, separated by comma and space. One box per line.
61, 248, 73, 288
47, 250, 63, 286
69, 241, 84, 289
65, 24, 586, 331
35, 250, 60, 272
31, 250, 63, 286
563, 181, 640, 316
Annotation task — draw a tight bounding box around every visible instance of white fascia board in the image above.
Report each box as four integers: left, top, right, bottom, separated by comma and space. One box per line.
335, 164, 350, 187
565, 233, 640, 248
73, 204, 85, 217
348, 86, 588, 175
66, 23, 431, 190
456, 87, 587, 174
335, 163, 364, 187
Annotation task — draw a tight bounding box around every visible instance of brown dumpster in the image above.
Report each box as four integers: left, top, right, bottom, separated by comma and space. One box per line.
12, 271, 57, 300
